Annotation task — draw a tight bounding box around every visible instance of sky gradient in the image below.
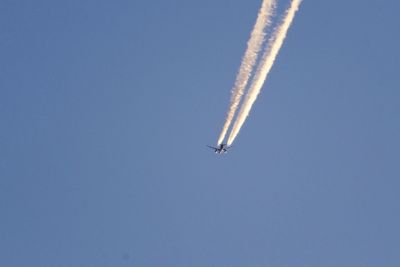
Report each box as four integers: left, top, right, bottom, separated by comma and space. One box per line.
1, 0, 400, 266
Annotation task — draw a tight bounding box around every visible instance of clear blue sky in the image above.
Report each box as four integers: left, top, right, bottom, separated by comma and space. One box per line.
1, 0, 400, 266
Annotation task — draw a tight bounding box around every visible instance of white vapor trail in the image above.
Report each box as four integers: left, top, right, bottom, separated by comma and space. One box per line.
227, 0, 302, 146
217, 0, 276, 145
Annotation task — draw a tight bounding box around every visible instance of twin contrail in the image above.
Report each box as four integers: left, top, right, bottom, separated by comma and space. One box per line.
217, 0, 276, 145
217, 0, 302, 146
227, 0, 302, 145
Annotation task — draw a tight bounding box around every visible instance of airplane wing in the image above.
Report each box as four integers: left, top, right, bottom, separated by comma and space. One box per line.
206, 145, 218, 149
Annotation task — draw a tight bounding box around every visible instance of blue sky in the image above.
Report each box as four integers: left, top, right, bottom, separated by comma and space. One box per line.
1, 0, 400, 266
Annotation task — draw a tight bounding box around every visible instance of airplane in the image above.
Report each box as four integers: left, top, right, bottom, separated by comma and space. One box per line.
207, 143, 231, 154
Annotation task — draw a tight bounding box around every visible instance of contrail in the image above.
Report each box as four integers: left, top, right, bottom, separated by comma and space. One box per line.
217, 0, 276, 145
227, 0, 302, 146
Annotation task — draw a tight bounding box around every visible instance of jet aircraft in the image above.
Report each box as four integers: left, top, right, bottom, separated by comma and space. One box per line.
207, 144, 231, 154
